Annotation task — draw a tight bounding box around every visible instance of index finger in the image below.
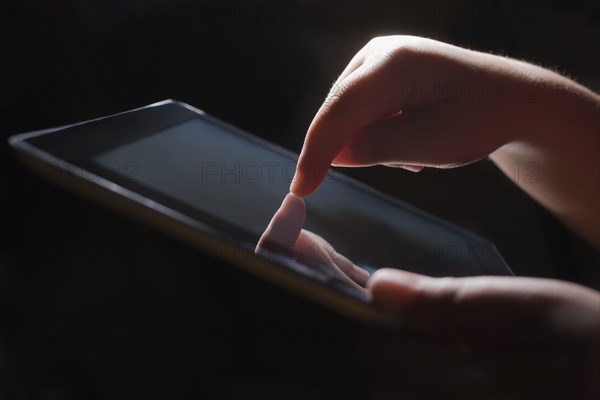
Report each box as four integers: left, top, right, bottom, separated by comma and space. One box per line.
290, 55, 404, 197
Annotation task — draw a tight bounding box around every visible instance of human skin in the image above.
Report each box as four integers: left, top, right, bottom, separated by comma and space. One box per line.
258, 35, 599, 396
257, 191, 599, 397
256, 193, 369, 290
290, 35, 600, 246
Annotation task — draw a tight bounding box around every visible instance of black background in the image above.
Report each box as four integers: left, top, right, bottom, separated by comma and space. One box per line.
1, 1, 599, 399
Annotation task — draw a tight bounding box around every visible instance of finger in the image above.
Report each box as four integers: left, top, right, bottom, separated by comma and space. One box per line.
256, 193, 305, 257
302, 230, 370, 286
335, 43, 369, 84
290, 54, 408, 198
368, 269, 600, 350
296, 230, 369, 289
382, 163, 425, 172
333, 102, 490, 168
327, 248, 370, 287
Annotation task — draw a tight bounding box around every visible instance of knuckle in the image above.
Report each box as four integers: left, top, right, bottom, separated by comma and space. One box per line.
384, 43, 417, 66
365, 41, 418, 74
432, 277, 462, 303
366, 36, 382, 48
321, 78, 354, 114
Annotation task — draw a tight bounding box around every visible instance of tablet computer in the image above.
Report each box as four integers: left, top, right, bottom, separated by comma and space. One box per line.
9, 99, 512, 326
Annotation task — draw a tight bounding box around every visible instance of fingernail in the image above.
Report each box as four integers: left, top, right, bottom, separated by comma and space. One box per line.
402, 165, 425, 173
284, 192, 304, 210
370, 269, 425, 286
289, 168, 302, 196
256, 193, 306, 253
382, 164, 424, 172
368, 269, 427, 314
290, 169, 298, 189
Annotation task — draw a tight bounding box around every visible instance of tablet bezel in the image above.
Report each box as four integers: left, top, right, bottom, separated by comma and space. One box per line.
9, 99, 512, 327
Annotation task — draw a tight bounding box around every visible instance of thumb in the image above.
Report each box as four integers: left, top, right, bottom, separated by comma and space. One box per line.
256, 193, 305, 257
368, 269, 600, 351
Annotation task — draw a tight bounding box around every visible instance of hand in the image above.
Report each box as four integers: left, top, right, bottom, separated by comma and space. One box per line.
369, 268, 600, 351
365, 269, 600, 399
255, 193, 370, 290
291, 35, 600, 245
257, 195, 599, 351
256, 196, 600, 396
257, 194, 599, 397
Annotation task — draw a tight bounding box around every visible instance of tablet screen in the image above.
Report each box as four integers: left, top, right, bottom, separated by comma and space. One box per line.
92, 114, 510, 277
